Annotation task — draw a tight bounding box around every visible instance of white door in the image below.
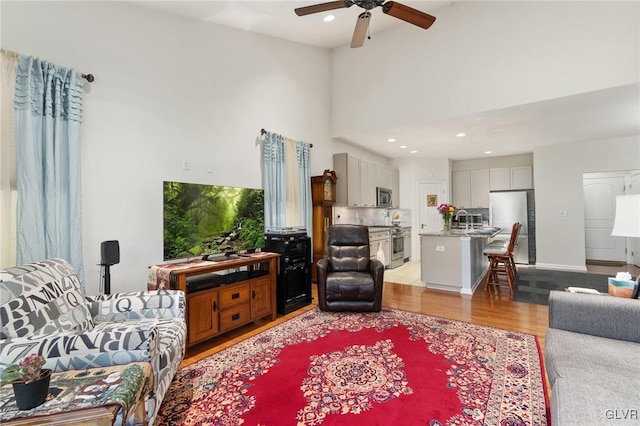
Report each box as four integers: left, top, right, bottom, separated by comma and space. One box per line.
630, 173, 640, 267
583, 177, 625, 262
418, 182, 447, 234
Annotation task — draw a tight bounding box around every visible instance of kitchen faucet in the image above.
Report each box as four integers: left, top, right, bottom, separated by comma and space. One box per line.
455, 209, 469, 230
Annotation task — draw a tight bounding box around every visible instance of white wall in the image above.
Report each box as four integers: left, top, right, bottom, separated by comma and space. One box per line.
534, 135, 640, 270
1, 1, 338, 294
331, 1, 639, 137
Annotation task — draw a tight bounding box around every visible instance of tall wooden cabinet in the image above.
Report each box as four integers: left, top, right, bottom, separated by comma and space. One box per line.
311, 170, 337, 282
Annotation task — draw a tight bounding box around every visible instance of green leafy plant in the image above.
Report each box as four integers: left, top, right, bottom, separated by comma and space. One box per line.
0, 354, 46, 386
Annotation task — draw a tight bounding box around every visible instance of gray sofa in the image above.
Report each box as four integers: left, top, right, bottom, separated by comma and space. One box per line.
544, 291, 640, 425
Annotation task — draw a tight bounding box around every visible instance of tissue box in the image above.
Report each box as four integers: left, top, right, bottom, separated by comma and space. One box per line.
607, 277, 636, 298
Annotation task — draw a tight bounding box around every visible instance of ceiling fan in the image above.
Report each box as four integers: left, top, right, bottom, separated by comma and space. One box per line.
294, 0, 436, 48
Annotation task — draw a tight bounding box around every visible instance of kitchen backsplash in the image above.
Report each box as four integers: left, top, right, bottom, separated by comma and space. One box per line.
334, 207, 412, 227
454, 208, 489, 224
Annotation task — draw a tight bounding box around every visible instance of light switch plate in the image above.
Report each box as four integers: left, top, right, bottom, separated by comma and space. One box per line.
436, 246, 445, 252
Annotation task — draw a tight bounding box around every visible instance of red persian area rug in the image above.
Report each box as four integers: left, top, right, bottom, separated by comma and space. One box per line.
156, 308, 549, 426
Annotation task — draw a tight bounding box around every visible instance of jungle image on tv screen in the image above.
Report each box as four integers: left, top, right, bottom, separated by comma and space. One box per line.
163, 181, 265, 260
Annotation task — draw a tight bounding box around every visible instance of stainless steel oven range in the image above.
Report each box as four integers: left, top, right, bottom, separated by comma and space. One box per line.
390, 225, 404, 269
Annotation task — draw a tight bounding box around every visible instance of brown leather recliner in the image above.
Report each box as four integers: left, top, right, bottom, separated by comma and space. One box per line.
316, 224, 385, 312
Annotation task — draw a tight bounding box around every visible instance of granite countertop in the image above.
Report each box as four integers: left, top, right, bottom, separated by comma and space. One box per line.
420, 227, 503, 238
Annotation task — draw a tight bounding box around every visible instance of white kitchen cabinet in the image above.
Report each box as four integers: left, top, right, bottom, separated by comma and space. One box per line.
376, 165, 391, 190
470, 169, 490, 208
334, 153, 361, 206
391, 168, 399, 207
490, 168, 511, 190
334, 153, 400, 207
403, 227, 412, 260
510, 166, 533, 189
452, 171, 471, 208
490, 166, 532, 190
359, 160, 376, 207
369, 229, 391, 268
454, 169, 489, 208
347, 155, 361, 206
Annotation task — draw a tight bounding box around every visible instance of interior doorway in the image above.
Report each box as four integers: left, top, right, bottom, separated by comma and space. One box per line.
583, 170, 640, 267
418, 181, 447, 234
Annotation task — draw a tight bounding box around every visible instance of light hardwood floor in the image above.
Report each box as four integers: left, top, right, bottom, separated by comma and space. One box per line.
182, 262, 640, 368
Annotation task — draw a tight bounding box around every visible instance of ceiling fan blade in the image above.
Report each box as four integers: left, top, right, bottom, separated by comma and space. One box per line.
351, 11, 371, 48
382, 1, 436, 30
295, 1, 350, 16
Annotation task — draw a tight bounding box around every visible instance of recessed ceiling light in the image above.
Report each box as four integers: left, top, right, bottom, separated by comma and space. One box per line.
400, 145, 408, 149
484, 151, 492, 154
387, 138, 396, 143
323, 14, 335, 22
410, 150, 418, 154
456, 132, 466, 138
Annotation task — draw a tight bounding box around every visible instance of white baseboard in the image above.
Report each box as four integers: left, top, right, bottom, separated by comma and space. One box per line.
533, 263, 588, 272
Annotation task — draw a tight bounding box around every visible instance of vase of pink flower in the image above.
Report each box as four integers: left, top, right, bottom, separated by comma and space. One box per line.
0, 354, 50, 410
437, 203, 455, 232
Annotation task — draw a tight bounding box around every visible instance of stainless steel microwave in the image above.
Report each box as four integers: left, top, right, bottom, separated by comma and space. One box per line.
376, 187, 392, 207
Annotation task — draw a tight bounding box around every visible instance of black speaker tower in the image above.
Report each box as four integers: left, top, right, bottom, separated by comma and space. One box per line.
100, 240, 120, 294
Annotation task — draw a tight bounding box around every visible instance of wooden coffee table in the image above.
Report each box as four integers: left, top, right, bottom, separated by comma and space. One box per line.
0, 362, 153, 426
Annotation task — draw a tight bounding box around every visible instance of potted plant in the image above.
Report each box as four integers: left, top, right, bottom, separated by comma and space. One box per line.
0, 354, 51, 410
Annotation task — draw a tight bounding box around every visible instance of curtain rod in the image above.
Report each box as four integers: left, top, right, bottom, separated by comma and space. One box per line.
2, 50, 94, 82
260, 128, 313, 148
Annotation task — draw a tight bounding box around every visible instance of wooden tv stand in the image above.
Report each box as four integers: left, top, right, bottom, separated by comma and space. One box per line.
157, 252, 280, 347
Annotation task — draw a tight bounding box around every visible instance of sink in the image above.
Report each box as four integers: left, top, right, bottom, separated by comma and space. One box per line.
466, 227, 501, 235
446, 227, 501, 236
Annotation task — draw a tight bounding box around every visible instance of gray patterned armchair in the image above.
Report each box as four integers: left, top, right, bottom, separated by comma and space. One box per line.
0, 258, 186, 425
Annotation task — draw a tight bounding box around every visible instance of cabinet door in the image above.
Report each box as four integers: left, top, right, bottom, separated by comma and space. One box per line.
347, 155, 361, 206
470, 169, 490, 208
490, 168, 511, 190
187, 290, 219, 344
452, 171, 471, 208
250, 276, 272, 319
510, 166, 533, 189
391, 168, 399, 207
377, 165, 391, 189
404, 235, 412, 260
360, 160, 376, 206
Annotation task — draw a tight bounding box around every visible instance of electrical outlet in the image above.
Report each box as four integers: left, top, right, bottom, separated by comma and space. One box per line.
207, 162, 214, 173
182, 159, 191, 170
436, 246, 445, 252
559, 210, 568, 217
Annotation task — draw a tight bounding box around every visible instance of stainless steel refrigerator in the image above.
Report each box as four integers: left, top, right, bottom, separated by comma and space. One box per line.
489, 190, 536, 264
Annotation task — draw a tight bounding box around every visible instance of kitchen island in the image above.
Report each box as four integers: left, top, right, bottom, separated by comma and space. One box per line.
420, 227, 502, 295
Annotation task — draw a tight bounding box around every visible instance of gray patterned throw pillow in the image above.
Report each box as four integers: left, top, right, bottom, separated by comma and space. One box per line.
0, 259, 94, 339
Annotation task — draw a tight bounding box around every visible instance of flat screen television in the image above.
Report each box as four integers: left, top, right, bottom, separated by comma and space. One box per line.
163, 181, 265, 260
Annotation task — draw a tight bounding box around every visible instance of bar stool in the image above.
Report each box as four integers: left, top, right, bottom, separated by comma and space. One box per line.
483, 222, 521, 293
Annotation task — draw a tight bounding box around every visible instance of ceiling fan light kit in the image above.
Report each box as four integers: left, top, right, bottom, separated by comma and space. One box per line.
295, 0, 436, 48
